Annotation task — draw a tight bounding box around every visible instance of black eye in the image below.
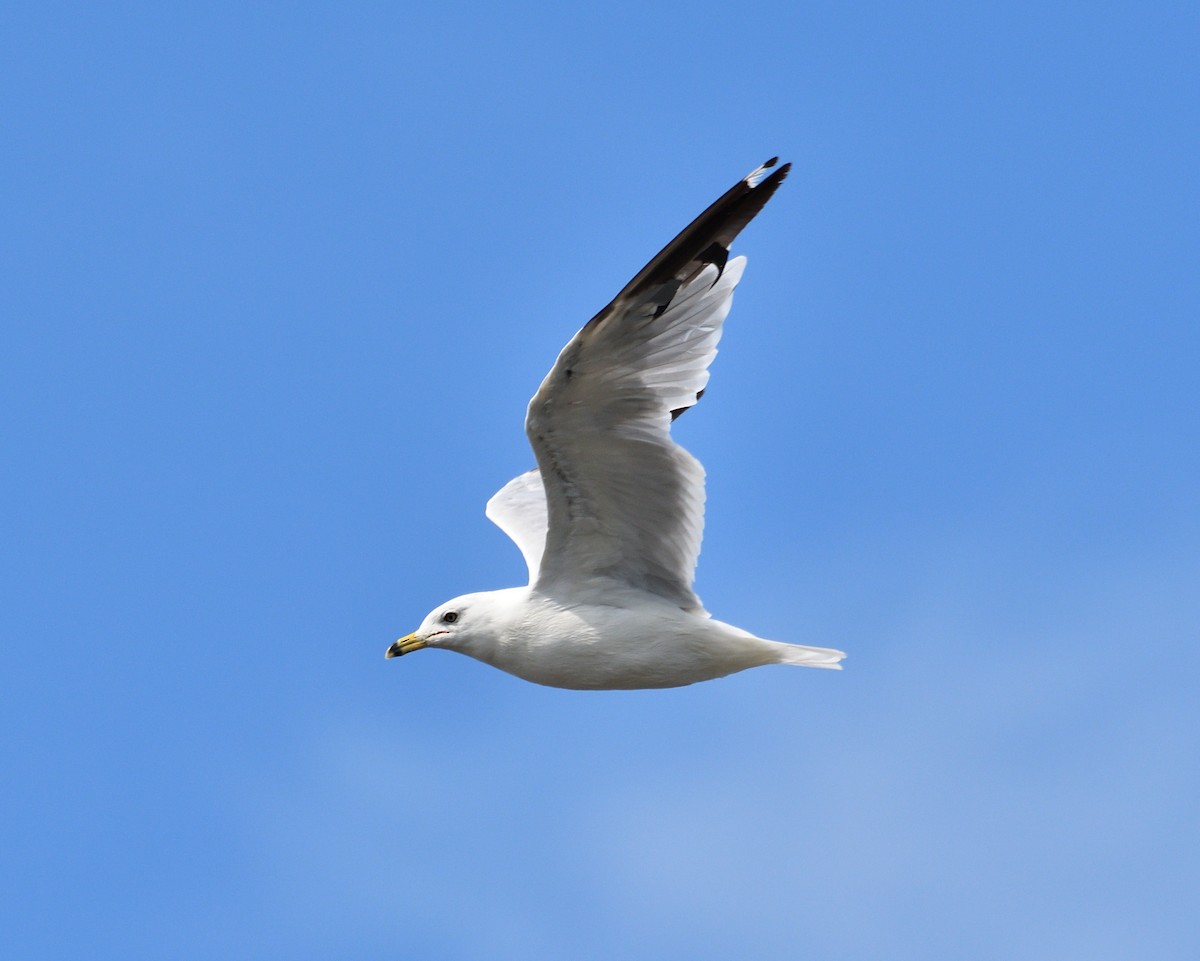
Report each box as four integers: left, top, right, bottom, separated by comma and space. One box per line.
441, 611, 459, 624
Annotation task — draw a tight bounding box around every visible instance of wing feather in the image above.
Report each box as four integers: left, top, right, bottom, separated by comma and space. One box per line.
484, 469, 548, 582
511, 159, 790, 611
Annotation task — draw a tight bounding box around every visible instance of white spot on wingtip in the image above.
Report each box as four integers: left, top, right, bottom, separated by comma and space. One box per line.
743, 156, 779, 188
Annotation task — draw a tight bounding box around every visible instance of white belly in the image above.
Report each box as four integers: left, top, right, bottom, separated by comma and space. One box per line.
486, 596, 777, 690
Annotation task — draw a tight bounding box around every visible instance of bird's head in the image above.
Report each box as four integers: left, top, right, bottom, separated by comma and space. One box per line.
386, 591, 512, 661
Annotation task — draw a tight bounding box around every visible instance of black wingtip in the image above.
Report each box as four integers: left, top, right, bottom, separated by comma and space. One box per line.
755, 159, 791, 191
744, 156, 785, 189
585, 158, 792, 330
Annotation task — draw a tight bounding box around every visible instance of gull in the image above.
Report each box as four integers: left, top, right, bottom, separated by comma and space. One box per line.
387, 158, 846, 688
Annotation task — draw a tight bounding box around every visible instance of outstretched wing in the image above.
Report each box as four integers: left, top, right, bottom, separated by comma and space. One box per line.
485, 469, 548, 583
511, 158, 790, 612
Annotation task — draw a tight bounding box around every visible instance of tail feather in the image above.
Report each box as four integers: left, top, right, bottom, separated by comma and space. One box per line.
773, 641, 846, 671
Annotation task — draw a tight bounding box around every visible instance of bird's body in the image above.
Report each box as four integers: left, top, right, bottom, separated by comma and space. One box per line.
388, 158, 846, 688
425, 587, 839, 690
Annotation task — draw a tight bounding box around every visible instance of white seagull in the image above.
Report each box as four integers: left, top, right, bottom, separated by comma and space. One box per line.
388, 158, 846, 688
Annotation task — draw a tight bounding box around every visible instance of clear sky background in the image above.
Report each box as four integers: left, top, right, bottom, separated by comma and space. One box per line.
3, 2, 1197, 959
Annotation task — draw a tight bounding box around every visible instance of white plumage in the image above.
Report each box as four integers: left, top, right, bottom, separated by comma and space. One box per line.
388, 159, 846, 689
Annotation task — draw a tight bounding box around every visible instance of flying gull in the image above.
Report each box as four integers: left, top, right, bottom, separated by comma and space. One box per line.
387, 158, 846, 688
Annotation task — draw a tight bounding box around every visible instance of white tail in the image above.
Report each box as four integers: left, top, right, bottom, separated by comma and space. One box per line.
773, 642, 847, 670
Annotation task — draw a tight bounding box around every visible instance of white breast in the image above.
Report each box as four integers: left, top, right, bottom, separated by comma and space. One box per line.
481, 592, 778, 690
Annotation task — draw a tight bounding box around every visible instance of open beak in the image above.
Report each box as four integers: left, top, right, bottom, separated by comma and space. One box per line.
385, 632, 429, 659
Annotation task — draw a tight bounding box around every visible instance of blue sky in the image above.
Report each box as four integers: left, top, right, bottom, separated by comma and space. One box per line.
3, 1, 1197, 958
